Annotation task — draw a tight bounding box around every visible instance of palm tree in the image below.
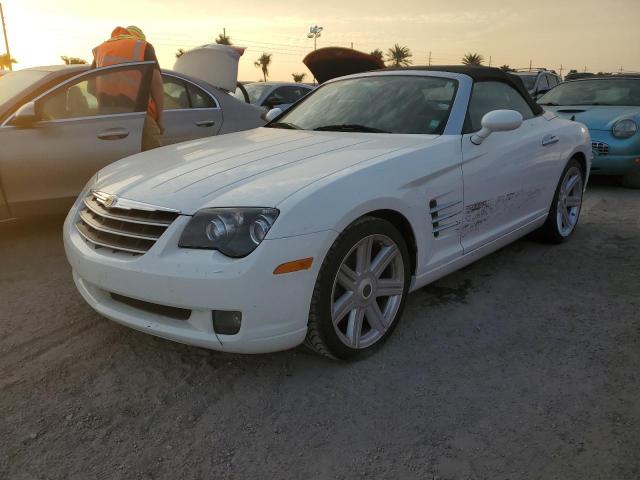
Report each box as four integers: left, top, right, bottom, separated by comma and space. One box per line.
461, 53, 484, 66
499, 65, 513, 72
386, 44, 412, 67
0, 53, 16, 69
175, 48, 186, 59
215, 32, 232, 45
292, 72, 306, 83
369, 49, 384, 63
254, 53, 272, 82
61, 56, 87, 65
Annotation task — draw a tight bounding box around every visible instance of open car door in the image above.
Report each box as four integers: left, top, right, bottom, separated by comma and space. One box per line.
0, 61, 153, 218
303, 47, 385, 84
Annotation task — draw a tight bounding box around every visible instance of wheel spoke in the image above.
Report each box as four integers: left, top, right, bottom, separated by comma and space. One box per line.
565, 174, 579, 194
566, 195, 581, 207
376, 278, 404, 297
332, 291, 355, 325
346, 308, 365, 348
337, 264, 358, 291
370, 244, 398, 278
561, 207, 571, 228
365, 302, 387, 333
355, 236, 373, 274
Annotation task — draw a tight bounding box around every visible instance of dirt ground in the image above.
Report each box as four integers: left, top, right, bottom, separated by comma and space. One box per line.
1, 177, 638, 480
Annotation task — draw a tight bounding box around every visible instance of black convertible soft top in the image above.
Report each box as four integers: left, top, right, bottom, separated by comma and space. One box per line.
387, 65, 543, 115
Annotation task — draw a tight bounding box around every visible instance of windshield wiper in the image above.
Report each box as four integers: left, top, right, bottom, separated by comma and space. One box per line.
267, 121, 300, 130
314, 124, 390, 133
538, 102, 560, 106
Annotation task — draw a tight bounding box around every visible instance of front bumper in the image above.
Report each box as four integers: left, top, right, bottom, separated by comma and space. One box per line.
64, 212, 337, 354
590, 133, 640, 175
591, 152, 640, 175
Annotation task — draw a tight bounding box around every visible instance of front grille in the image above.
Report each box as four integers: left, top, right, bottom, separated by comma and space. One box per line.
592, 141, 609, 156
76, 192, 179, 255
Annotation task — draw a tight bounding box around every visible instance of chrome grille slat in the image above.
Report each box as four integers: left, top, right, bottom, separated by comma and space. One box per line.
592, 141, 609, 156
83, 196, 175, 226
79, 210, 161, 241
76, 193, 179, 256
76, 221, 151, 254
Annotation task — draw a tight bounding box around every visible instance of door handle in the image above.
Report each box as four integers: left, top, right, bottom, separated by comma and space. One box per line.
542, 134, 559, 146
195, 120, 216, 127
97, 128, 130, 140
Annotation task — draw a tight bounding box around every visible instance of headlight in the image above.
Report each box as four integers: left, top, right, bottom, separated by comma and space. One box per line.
179, 207, 279, 257
612, 119, 637, 138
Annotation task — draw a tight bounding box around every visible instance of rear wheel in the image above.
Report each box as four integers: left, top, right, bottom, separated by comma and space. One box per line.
305, 217, 411, 359
538, 158, 585, 243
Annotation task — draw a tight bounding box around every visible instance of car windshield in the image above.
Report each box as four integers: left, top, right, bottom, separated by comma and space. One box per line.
272, 75, 458, 134
0, 70, 50, 105
517, 74, 537, 91
538, 79, 640, 106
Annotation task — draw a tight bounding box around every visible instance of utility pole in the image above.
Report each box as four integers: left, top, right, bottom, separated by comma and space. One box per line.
350, 42, 353, 49
529, 60, 532, 71
428, 50, 431, 66
489, 55, 492, 67
0, 2, 11, 71
559, 63, 563, 78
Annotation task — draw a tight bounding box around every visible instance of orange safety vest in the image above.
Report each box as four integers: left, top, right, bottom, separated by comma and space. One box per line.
93, 31, 158, 120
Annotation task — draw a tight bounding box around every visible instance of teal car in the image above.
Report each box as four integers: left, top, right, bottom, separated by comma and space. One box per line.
538, 76, 640, 187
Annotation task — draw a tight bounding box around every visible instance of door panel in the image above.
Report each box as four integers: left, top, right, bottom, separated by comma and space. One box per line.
460, 116, 558, 252
0, 62, 152, 215
163, 108, 222, 145
0, 113, 146, 209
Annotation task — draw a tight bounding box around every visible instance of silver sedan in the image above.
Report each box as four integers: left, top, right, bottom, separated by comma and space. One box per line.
0, 61, 265, 221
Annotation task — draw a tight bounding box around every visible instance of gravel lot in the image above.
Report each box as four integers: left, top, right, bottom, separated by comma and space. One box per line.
1, 177, 638, 480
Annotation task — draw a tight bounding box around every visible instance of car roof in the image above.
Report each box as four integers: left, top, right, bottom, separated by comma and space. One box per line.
565, 75, 640, 82
20, 65, 89, 73
244, 81, 311, 87
377, 65, 544, 115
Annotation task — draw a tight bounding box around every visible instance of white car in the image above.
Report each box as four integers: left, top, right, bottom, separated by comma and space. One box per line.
63, 66, 592, 359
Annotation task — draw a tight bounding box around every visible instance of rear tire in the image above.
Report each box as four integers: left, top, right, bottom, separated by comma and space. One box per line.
537, 158, 585, 244
305, 217, 411, 360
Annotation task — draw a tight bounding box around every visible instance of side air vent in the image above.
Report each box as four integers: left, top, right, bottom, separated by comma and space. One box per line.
429, 198, 462, 238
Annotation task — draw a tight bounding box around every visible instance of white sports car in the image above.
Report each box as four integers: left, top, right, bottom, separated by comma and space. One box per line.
63, 66, 592, 359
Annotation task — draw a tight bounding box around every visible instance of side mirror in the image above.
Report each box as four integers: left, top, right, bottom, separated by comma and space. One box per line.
12, 101, 39, 127
264, 107, 283, 123
471, 109, 523, 145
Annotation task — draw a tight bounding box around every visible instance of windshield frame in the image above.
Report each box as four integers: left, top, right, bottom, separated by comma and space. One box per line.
538, 78, 640, 107
268, 72, 465, 135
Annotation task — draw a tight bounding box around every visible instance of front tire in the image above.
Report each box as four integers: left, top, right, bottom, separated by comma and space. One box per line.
538, 158, 585, 243
305, 217, 411, 359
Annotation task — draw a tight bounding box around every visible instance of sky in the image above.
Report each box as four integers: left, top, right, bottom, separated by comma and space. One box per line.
2, 0, 640, 82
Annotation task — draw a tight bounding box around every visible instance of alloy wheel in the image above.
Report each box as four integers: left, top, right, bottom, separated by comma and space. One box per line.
331, 234, 405, 349
556, 166, 583, 237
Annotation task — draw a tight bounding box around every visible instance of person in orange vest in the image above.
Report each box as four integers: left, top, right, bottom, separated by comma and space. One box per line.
91, 26, 165, 151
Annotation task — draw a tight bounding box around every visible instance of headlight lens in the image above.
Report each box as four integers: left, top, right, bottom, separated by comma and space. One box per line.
179, 208, 279, 257
612, 119, 637, 138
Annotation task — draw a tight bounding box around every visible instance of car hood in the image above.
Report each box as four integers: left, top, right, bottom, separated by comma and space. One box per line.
94, 128, 432, 214
542, 105, 640, 130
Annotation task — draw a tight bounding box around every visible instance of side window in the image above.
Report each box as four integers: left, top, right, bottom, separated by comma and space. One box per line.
187, 83, 216, 108
466, 81, 535, 132
538, 75, 549, 91
547, 75, 558, 87
162, 77, 189, 110
40, 67, 146, 121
